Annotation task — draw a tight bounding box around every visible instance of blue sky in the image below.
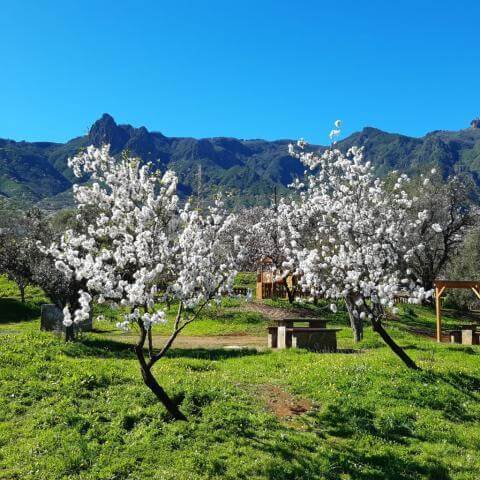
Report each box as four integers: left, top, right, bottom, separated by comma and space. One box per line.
1, 0, 479, 143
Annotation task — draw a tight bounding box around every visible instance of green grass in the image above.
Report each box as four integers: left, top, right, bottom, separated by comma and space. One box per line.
233, 272, 256, 291
393, 303, 480, 336
2, 276, 480, 479
93, 297, 267, 337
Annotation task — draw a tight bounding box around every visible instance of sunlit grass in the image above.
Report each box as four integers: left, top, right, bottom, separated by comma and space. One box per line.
2, 275, 480, 479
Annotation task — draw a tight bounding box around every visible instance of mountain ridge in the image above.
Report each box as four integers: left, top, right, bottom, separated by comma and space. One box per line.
1, 114, 479, 209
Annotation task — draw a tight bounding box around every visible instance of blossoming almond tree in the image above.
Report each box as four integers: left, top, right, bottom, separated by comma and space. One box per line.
49, 145, 240, 420
283, 125, 430, 369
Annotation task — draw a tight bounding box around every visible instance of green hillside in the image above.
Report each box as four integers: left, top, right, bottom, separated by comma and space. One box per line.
1, 114, 480, 210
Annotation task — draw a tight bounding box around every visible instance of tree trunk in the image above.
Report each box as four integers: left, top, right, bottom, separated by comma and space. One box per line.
371, 317, 419, 370
65, 324, 75, 342
140, 366, 187, 420
284, 281, 295, 304
19, 283, 25, 304
134, 343, 187, 421
344, 294, 364, 342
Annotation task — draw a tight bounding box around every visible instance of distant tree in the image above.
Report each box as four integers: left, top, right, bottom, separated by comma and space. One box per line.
49, 209, 78, 234
0, 207, 51, 303
407, 172, 477, 292
231, 206, 268, 270
233, 195, 298, 302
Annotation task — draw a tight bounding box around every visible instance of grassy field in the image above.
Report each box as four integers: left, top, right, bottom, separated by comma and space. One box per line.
1, 276, 480, 479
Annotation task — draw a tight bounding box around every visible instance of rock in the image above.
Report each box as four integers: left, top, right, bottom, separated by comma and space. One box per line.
40, 304, 64, 332
40, 304, 93, 333
88, 113, 129, 151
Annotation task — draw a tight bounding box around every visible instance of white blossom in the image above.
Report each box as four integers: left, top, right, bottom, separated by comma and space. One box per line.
284, 131, 432, 322
49, 145, 241, 333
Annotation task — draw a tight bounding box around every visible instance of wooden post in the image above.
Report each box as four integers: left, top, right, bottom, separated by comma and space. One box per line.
435, 285, 445, 343
471, 286, 480, 301
256, 272, 263, 300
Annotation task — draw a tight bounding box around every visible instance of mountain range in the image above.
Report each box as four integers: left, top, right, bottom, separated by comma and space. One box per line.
1, 113, 480, 210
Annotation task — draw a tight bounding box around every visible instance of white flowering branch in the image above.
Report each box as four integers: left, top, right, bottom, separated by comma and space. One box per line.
284, 122, 431, 368
49, 146, 241, 420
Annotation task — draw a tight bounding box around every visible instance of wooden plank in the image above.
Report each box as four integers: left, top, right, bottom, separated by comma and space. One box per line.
434, 280, 480, 289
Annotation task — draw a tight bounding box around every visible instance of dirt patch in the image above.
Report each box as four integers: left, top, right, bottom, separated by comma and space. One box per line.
107, 333, 266, 350
259, 384, 313, 418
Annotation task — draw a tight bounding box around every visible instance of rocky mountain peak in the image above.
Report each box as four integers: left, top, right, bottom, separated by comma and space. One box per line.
88, 113, 129, 151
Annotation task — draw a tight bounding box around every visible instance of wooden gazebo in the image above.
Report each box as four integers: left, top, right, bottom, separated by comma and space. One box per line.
434, 280, 480, 342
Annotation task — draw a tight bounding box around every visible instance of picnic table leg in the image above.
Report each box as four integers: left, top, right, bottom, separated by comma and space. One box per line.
268, 328, 278, 348
462, 329, 474, 345
277, 326, 287, 349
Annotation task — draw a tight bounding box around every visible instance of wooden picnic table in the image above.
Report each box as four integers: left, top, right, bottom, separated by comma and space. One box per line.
268, 317, 338, 351
450, 324, 480, 345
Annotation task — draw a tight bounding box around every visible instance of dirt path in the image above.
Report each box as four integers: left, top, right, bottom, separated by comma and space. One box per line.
155, 334, 265, 349
103, 332, 266, 349
241, 301, 322, 321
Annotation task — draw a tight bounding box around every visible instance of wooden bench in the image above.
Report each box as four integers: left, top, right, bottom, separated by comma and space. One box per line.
449, 325, 480, 345
268, 318, 339, 351
287, 327, 340, 351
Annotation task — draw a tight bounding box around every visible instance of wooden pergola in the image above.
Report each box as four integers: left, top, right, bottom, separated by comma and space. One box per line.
434, 280, 480, 342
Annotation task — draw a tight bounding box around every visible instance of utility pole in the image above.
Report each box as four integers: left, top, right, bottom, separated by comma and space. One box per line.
196, 163, 203, 212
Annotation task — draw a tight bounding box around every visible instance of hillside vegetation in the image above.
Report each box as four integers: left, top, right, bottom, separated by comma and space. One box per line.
1, 114, 480, 209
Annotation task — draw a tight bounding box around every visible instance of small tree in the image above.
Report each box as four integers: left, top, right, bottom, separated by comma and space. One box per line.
284, 129, 429, 368
0, 207, 51, 303
407, 172, 476, 292
49, 146, 240, 420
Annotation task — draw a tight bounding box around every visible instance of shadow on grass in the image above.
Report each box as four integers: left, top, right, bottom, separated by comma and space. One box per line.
0, 297, 41, 323
395, 308, 480, 335
202, 310, 266, 324
334, 348, 365, 354
63, 335, 266, 361
427, 370, 480, 405
245, 418, 452, 480
320, 444, 451, 480
402, 343, 434, 351
445, 345, 479, 355
167, 347, 267, 360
